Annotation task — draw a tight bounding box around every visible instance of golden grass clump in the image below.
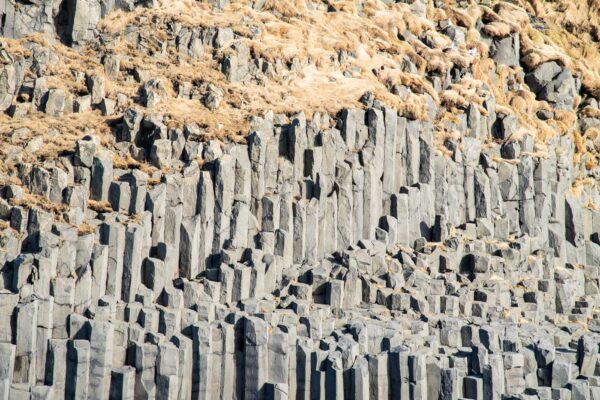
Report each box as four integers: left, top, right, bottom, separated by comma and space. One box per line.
585, 127, 600, 141
580, 106, 600, 119
482, 21, 517, 39
446, 6, 481, 29
520, 45, 571, 70
10, 193, 68, 214
494, 2, 530, 27
261, 0, 304, 18
77, 223, 96, 236
378, 69, 439, 103
88, 200, 113, 213
111, 154, 159, 176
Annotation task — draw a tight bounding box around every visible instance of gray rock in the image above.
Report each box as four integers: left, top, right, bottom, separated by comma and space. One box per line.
86, 75, 106, 105
203, 84, 224, 110
44, 89, 65, 117
490, 34, 520, 67
69, 0, 102, 45
221, 42, 250, 82
525, 62, 577, 110
0, 64, 17, 112
142, 79, 168, 107
150, 139, 172, 168
99, 98, 116, 116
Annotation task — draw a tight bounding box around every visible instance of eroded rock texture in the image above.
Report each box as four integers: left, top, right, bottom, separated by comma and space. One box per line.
2, 0, 600, 399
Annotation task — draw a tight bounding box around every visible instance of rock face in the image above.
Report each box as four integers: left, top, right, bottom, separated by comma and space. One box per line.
0, 0, 150, 45
525, 61, 578, 110
1, 0, 600, 399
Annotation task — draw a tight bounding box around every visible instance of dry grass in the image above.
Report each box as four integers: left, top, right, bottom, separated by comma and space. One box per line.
10, 193, 68, 214
446, 5, 482, 29
440, 77, 486, 111
581, 106, 600, 119
520, 45, 571, 70
519, 0, 600, 95
1, 0, 600, 237
0, 111, 114, 172
0, 0, 598, 177
0, 176, 22, 187
112, 154, 159, 176
483, 21, 517, 38
573, 126, 600, 171
88, 200, 113, 213
77, 222, 96, 236
570, 177, 597, 197
93, 0, 457, 129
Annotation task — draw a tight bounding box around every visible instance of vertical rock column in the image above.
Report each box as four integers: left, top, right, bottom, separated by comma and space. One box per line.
0, 344, 15, 400
164, 203, 183, 280
519, 155, 536, 235
45, 339, 68, 398
51, 278, 74, 340
351, 162, 364, 244
33, 295, 51, 386
231, 145, 251, 249
110, 366, 136, 400
179, 215, 201, 280
248, 131, 267, 223
336, 161, 353, 251
66, 340, 91, 400
198, 171, 215, 271
382, 107, 398, 213
293, 200, 308, 264
268, 328, 289, 389
91, 150, 113, 202
214, 154, 235, 253
132, 343, 158, 398
289, 115, 308, 188
351, 356, 370, 400
157, 342, 179, 399
368, 352, 388, 400
147, 184, 166, 247
405, 120, 421, 187
90, 244, 108, 303
100, 222, 125, 301
296, 339, 312, 400
88, 320, 113, 400
534, 158, 551, 243
219, 323, 236, 400
192, 321, 221, 400
171, 333, 193, 400
305, 198, 319, 264
277, 174, 294, 267
245, 317, 269, 400
122, 224, 144, 303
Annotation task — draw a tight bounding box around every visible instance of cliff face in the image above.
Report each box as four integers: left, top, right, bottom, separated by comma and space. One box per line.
1, 0, 600, 398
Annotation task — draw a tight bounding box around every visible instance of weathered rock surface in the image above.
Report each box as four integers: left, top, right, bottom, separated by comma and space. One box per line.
2, 0, 600, 399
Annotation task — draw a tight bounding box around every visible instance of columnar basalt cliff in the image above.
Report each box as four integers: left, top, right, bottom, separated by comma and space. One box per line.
2, 0, 600, 399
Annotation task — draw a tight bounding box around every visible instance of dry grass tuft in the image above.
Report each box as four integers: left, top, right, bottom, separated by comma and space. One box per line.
88, 200, 113, 213
520, 45, 571, 70
483, 21, 517, 38
447, 6, 481, 29
77, 223, 96, 236
580, 106, 600, 119
10, 193, 68, 214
